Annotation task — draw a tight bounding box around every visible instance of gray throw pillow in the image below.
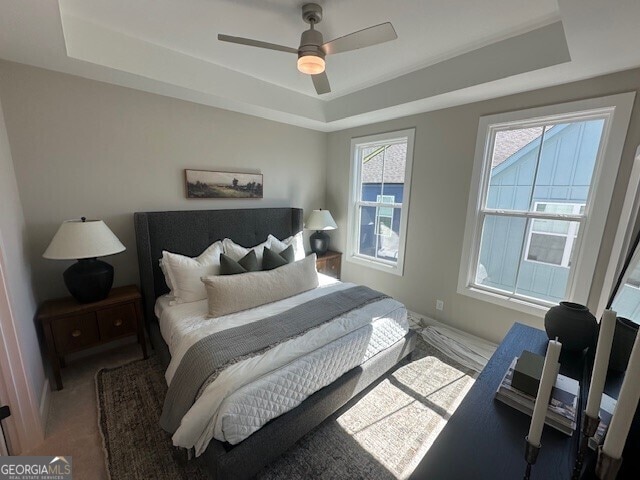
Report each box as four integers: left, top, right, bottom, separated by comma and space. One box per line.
219, 250, 259, 275
262, 245, 294, 270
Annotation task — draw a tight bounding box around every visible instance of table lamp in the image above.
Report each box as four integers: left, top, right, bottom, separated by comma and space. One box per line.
43, 217, 126, 303
305, 209, 337, 256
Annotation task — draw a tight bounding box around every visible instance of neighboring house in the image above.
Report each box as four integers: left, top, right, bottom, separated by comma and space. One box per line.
478, 120, 605, 303
360, 143, 406, 261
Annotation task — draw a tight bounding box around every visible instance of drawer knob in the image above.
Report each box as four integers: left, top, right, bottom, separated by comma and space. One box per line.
114, 318, 123, 327
71, 329, 82, 338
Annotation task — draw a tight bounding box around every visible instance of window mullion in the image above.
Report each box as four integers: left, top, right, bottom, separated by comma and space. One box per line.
526, 127, 547, 212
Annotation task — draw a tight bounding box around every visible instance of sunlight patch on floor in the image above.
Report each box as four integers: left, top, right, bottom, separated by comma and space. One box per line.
336, 354, 475, 479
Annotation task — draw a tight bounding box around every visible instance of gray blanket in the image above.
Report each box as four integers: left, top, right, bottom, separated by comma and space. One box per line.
159, 285, 388, 434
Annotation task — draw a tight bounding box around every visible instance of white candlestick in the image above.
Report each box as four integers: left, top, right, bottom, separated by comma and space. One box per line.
586, 310, 617, 418
603, 328, 640, 459
528, 339, 562, 446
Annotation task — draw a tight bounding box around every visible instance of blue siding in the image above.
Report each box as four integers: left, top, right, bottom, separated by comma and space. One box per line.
360, 184, 403, 258
479, 119, 605, 303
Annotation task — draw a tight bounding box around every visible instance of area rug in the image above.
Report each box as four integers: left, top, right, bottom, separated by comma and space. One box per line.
97, 337, 476, 479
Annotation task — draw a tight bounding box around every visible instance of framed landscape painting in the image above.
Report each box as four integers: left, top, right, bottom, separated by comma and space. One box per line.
185, 169, 263, 199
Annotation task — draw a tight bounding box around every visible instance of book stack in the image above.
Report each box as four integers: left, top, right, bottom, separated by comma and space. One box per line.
495, 357, 579, 435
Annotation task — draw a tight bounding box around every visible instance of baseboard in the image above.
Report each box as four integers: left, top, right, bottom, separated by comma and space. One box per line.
38, 378, 50, 433
407, 310, 439, 327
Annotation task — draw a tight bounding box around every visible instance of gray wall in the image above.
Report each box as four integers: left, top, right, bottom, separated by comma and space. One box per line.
1, 59, 639, 349
0, 95, 45, 418
327, 68, 640, 343
0, 61, 328, 301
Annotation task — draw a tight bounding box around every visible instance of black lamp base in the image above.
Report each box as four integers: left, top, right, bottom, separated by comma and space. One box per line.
310, 231, 330, 256
63, 258, 114, 303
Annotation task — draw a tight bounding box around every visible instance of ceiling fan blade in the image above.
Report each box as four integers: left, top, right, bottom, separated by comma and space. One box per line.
323, 22, 397, 55
312, 71, 331, 95
218, 34, 298, 54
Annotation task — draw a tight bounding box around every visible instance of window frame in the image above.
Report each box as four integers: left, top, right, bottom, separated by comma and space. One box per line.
458, 93, 635, 317
347, 128, 415, 276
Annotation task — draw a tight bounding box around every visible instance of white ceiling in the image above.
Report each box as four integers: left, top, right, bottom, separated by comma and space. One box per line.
62, 0, 560, 98
0, 0, 639, 131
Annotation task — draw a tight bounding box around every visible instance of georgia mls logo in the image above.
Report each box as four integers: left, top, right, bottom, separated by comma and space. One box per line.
0, 455, 72, 479
50, 457, 70, 469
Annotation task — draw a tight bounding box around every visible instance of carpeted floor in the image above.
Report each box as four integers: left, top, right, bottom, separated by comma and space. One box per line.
96, 337, 476, 479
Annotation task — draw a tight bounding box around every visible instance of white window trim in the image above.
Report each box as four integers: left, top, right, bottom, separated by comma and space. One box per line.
346, 128, 415, 276
458, 92, 635, 317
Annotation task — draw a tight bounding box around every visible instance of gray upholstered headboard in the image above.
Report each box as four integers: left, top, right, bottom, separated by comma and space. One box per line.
134, 208, 303, 329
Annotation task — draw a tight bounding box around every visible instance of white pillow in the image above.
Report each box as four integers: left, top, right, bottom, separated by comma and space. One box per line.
159, 259, 174, 291
161, 241, 223, 304
202, 254, 318, 318
268, 232, 305, 261
222, 237, 273, 266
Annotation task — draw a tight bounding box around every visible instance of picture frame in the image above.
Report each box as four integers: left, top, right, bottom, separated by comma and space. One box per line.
184, 169, 263, 199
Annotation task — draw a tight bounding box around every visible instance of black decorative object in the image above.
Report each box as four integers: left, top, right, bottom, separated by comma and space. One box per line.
310, 231, 330, 256
608, 317, 639, 372
544, 302, 597, 352
63, 258, 114, 303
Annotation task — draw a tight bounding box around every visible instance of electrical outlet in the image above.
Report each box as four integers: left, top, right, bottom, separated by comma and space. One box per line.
436, 299, 444, 311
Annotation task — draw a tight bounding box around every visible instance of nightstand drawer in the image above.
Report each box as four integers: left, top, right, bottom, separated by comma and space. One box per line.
315, 251, 342, 279
324, 258, 340, 274
52, 313, 100, 353
97, 303, 137, 341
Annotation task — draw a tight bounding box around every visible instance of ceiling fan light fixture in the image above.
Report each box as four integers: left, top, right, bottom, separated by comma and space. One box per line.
297, 54, 325, 75
218, 3, 397, 94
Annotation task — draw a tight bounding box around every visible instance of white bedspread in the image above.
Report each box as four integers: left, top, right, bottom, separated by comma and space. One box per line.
155, 274, 408, 454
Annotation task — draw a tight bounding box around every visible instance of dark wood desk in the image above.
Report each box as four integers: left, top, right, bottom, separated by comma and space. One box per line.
410, 323, 639, 479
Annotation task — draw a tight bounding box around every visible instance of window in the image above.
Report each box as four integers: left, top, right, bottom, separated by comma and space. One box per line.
524, 203, 584, 267
375, 195, 395, 237
458, 93, 635, 315
347, 129, 415, 275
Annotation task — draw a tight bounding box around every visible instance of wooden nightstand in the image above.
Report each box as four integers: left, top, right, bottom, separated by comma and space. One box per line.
38, 285, 148, 390
314, 250, 342, 279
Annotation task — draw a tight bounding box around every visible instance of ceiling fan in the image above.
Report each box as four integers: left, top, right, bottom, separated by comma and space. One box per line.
218, 3, 397, 95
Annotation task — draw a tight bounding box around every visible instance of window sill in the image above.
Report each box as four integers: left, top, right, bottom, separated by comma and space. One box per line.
457, 285, 551, 318
345, 253, 404, 276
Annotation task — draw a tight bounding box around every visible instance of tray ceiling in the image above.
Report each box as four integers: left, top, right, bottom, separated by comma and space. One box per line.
0, 1, 639, 131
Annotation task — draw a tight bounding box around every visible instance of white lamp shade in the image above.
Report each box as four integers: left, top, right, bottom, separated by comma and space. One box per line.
43, 219, 126, 260
305, 210, 337, 231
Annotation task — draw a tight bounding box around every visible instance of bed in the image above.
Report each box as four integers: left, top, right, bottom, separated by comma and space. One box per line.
134, 207, 416, 479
